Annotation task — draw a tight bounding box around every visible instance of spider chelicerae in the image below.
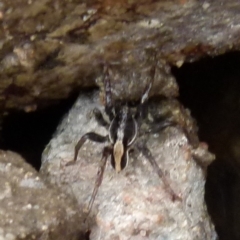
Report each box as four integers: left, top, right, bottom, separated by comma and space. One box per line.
67, 65, 182, 217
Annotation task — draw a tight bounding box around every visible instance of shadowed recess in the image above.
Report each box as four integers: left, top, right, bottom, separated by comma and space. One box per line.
0, 94, 79, 170
172, 51, 240, 240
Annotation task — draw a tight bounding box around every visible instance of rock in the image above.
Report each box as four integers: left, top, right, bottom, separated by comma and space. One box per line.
1, 0, 240, 110
41, 91, 217, 240
0, 150, 83, 240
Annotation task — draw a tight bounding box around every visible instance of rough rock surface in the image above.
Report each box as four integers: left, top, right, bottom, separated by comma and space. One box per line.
0, 150, 83, 240
41, 91, 217, 240
1, 0, 240, 110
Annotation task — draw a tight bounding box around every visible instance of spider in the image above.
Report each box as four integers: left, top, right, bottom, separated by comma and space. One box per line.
67, 65, 182, 217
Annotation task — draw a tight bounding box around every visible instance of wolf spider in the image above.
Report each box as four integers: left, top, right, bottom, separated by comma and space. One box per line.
67, 65, 181, 216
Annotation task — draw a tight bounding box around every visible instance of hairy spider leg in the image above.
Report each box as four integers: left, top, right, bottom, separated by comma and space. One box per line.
66, 132, 108, 166
148, 118, 199, 147
84, 146, 112, 220
136, 142, 181, 202
103, 65, 115, 120
135, 81, 153, 127
93, 108, 109, 128
146, 118, 177, 134
136, 63, 156, 125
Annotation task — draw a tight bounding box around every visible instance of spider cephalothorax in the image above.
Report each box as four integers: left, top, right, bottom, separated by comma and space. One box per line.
109, 105, 138, 172
67, 65, 181, 217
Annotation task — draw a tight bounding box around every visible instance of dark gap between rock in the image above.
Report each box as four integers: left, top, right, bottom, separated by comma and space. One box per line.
0, 94, 79, 171
172, 51, 240, 240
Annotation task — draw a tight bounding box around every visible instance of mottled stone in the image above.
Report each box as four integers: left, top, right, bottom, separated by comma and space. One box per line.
0, 151, 83, 240
41, 91, 216, 240
0, 0, 240, 110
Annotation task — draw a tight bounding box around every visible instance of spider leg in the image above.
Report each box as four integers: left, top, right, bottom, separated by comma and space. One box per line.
145, 118, 176, 134
84, 146, 112, 220
93, 108, 109, 128
136, 52, 167, 127
147, 118, 199, 147
135, 82, 152, 125
103, 65, 115, 120
136, 141, 181, 201
66, 132, 108, 166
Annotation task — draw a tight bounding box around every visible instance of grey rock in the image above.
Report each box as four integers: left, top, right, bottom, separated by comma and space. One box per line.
1, 0, 240, 110
0, 150, 82, 240
41, 91, 217, 240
